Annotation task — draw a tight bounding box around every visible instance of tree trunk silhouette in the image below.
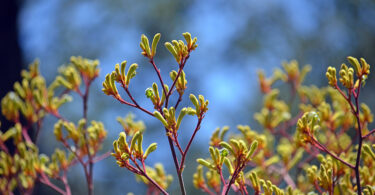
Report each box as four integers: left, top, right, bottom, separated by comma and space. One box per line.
0, 0, 22, 132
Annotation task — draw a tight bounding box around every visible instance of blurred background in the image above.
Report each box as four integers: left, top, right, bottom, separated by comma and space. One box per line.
2, 0, 375, 194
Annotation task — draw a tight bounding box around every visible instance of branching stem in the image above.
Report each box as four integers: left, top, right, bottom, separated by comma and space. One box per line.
179, 116, 203, 173
81, 78, 94, 195
363, 129, 375, 139
165, 56, 189, 108
311, 136, 354, 169
334, 79, 364, 194
353, 81, 363, 195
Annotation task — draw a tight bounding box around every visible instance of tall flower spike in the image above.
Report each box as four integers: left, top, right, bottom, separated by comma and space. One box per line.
183, 32, 192, 48
295, 112, 320, 145
152, 83, 160, 104
219, 141, 235, 156
347, 56, 362, 77
140, 34, 151, 57
102, 72, 119, 97
125, 63, 138, 86
130, 131, 142, 154
160, 84, 169, 105
151, 33, 161, 57
164, 32, 197, 64
143, 143, 157, 159
193, 165, 206, 189
117, 114, 145, 136
176, 108, 188, 130
198, 95, 209, 115
70, 56, 100, 81
197, 158, 213, 169
170, 70, 187, 95
1, 92, 21, 122
153, 111, 168, 128
326, 66, 337, 87
360, 57, 370, 76
21, 59, 40, 79
245, 140, 258, 161
189, 94, 200, 115
249, 172, 261, 193
114, 61, 127, 83
210, 126, 229, 147
339, 63, 354, 89
57, 65, 81, 90
165, 42, 179, 63
182, 32, 198, 51
145, 87, 156, 104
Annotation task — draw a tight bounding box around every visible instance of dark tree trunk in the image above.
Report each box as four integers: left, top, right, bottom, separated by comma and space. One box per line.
0, 0, 23, 131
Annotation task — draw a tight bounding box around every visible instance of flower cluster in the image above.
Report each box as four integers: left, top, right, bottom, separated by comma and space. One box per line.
2, 31, 374, 195
103, 32, 206, 195
192, 56, 375, 195
0, 57, 107, 195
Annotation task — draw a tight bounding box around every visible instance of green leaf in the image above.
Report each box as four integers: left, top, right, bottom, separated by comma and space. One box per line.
165, 42, 179, 62
153, 111, 168, 128
219, 141, 235, 155
151, 33, 161, 57
189, 94, 200, 114
130, 131, 141, 152
197, 158, 211, 168
143, 143, 157, 159
246, 140, 258, 160
141, 34, 151, 57
125, 63, 138, 86
176, 108, 187, 130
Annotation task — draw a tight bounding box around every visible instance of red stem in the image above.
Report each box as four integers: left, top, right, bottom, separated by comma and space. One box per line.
123, 87, 155, 117
21, 127, 32, 143
118, 54, 194, 195
149, 59, 168, 100
33, 116, 43, 143
219, 167, 226, 185
173, 132, 184, 155
201, 185, 216, 195
164, 129, 186, 195
149, 56, 188, 195
80, 77, 94, 195
174, 93, 183, 110
363, 129, 375, 139
92, 151, 111, 163
61, 139, 92, 193
353, 81, 363, 195
115, 95, 154, 116
334, 84, 348, 100
61, 170, 72, 195
179, 116, 203, 172
314, 181, 324, 194
165, 56, 189, 108
335, 79, 364, 194
0, 139, 9, 154
222, 159, 245, 195
311, 137, 354, 169
132, 158, 168, 195
115, 94, 154, 115
242, 185, 249, 195
39, 173, 66, 195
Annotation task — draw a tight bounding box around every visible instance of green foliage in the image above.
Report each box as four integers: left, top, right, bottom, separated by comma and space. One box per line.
103, 32, 205, 195
1, 32, 375, 195
0, 56, 106, 195
191, 56, 375, 195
